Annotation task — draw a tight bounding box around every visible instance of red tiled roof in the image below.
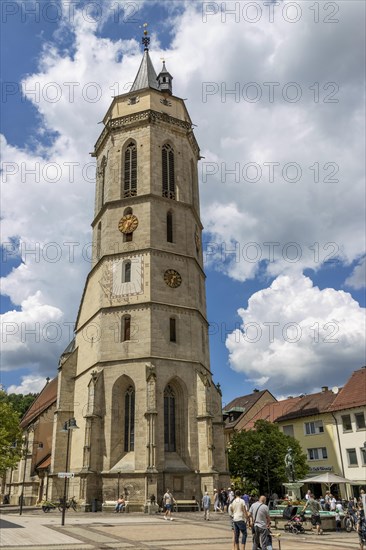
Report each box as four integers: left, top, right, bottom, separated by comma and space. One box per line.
328, 368, 366, 411
275, 389, 337, 422
245, 397, 302, 430
20, 377, 58, 428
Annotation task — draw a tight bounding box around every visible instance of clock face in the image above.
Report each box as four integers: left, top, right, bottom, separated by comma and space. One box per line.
164, 269, 182, 288
118, 214, 139, 234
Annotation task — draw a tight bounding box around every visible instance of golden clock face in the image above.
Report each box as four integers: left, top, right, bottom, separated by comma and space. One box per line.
164, 269, 182, 288
118, 214, 139, 234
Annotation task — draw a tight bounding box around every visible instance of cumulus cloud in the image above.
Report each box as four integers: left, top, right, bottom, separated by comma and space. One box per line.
7, 375, 48, 395
345, 257, 366, 290
226, 274, 366, 395
1, 291, 65, 372
1, 0, 365, 389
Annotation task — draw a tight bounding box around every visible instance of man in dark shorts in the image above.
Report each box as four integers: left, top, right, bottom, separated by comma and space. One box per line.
303, 493, 323, 535
163, 488, 174, 521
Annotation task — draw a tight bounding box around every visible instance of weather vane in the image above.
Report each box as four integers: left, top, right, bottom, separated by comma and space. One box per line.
142, 22, 150, 51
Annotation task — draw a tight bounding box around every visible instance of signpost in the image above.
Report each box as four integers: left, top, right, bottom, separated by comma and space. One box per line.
58, 473, 74, 478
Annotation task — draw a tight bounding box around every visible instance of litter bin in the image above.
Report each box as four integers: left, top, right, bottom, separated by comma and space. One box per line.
92, 498, 98, 512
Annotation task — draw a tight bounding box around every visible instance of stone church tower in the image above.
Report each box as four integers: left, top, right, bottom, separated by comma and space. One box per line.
51, 29, 228, 508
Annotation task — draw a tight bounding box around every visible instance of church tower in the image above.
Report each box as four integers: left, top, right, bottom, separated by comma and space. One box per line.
51, 27, 228, 508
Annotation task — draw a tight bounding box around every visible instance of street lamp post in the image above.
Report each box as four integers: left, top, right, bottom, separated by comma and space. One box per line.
19, 431, 30, 516
60, 418, 78, 527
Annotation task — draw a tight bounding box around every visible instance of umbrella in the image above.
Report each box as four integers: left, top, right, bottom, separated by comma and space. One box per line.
299, 472, 354, 491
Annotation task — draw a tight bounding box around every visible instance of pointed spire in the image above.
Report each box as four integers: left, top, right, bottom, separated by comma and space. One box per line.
130, 50, 159, 93
130, 23, 160, 93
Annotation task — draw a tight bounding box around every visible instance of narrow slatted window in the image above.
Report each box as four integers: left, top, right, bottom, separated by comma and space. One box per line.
162, 144, 175, 199
123, 142, 137, 198
170, 317, 176, 342
124, 386, 135, 452
123, 315, 131, 341
167, 211, 173, 242
123, 261, 131, 283
96, 223, 102, 260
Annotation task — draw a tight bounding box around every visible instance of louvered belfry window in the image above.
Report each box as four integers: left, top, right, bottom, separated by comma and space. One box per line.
162, 144, 175, 200
124, 142, 137, 198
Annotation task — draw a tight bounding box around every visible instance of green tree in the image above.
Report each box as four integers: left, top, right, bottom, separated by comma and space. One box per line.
228, 420, 308, 496
0, 402, 22, 474
0, 390, 38, 417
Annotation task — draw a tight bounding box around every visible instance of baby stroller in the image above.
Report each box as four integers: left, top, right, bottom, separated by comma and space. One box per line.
283, 506, 306, 534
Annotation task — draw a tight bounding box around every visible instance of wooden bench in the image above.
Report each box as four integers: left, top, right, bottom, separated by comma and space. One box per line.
102, 500, 129, 513
173, 499, 200, 512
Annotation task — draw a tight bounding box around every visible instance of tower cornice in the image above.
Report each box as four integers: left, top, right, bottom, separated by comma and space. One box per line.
93, 108, 199, 158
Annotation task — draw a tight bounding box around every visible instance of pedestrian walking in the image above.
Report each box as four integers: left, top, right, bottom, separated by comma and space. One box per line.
229, 489, 249, 550
202, 491, 211, 520
163, 488, 175, 521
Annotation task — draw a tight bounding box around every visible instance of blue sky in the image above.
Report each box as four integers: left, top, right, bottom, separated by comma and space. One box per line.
1, 0, 365, 402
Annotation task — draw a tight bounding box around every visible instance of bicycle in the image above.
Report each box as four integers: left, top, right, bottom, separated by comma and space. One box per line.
343, 510, 356, 532
58, 496, 78, 512
41, 500, 58, 512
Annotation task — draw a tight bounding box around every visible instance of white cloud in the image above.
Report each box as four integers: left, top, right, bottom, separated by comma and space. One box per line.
226, 274, 366, 395
7, 375, 48, 395
345, 257, 366, 290
0, 291, 64, 372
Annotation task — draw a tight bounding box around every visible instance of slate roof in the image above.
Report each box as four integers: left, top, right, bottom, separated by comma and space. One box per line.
328, 367, 366, 411
275, 389, 338, 423
62, 338, 75, 355
223, 390, 272, 429
20, 377, 58, 429
130, 50, 159, 93
245, 396, 302, 430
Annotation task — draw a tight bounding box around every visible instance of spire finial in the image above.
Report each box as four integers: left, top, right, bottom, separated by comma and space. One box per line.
142, 23, 150, 51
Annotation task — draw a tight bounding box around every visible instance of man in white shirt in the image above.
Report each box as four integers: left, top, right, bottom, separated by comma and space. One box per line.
163, 489, 174, 521
229, 490, 249, 550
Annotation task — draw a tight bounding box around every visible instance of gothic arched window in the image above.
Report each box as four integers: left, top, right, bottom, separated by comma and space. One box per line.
124, 386, 135, 452
164, 385, 176, 452
167, 211, 173, 242
162, 144, 175, 200
123, 142, 137, 198
122, 315, 131, 342
122, 260, 131, 283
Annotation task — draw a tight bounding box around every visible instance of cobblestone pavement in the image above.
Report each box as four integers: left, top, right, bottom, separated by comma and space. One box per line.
0, 510, 360, 550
